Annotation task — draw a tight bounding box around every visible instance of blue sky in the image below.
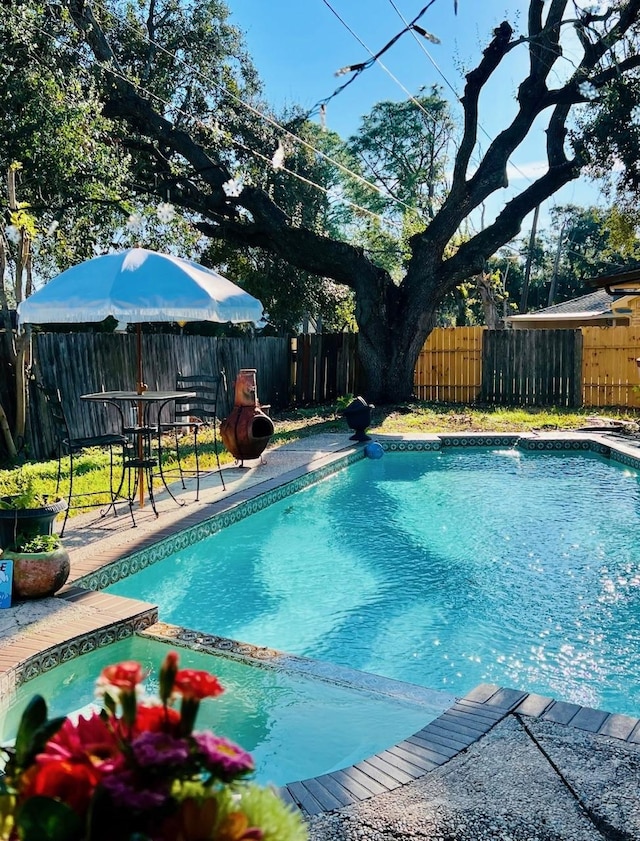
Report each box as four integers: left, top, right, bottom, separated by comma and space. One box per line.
227, 0, 604, 236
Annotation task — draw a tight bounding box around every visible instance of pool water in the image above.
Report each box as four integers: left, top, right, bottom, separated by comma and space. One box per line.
107, 449, 640, 718
1, 636, 448, 786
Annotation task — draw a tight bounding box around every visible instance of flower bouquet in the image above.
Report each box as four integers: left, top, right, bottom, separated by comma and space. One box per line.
0, 652, 308, 841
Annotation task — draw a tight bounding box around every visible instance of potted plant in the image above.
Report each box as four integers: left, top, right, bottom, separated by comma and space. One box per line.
0, 468, 67, 551
0, 532, 70, 599
0, 469, 69, 599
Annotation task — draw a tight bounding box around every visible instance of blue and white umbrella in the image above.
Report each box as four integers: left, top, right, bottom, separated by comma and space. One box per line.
17, 248, 264, 392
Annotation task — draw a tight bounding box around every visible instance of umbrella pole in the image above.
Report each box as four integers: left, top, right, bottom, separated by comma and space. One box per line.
136, 324, 145, 508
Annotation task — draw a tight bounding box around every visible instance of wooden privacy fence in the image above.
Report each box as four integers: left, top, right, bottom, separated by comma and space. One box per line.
414, 327, 483, 403
292, 333, 359, 405
6, 324, 640, 460
481, 329, 583, 407
27, 333, 291, 460
413, 326, 640, 408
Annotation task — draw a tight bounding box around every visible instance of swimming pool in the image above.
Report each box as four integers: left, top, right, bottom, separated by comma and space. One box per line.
107, 447, 640, 718
1, 633, 450, 786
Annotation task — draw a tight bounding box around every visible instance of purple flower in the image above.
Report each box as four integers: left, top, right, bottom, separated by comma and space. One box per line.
193, 731, 255, 779
131, 731, 190, 767
101, 770, 168, 810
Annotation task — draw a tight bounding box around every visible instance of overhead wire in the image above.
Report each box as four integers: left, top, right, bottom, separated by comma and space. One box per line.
318, 0, 453, 130
86, 0, 421, 222
385, 0, 538, 186
313, 0, 440, 116
382, 0, 632, 275
22, 2, 629, 274
27, 16, 409, 231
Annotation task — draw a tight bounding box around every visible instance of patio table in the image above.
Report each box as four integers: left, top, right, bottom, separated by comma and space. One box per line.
81, 390, 196, 511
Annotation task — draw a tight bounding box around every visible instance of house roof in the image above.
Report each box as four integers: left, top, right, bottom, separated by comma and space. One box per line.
508, 289, 613, 322
586, 267, 640, 289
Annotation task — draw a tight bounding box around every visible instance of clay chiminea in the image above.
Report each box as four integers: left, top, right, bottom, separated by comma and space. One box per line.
220, 369, 274, 464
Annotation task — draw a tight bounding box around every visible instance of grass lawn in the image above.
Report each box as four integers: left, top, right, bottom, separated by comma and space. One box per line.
1, 401, 638, 521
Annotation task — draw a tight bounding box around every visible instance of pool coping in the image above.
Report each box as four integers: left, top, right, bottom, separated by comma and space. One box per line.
3, 428, 640, 816
277, 683, 640, 816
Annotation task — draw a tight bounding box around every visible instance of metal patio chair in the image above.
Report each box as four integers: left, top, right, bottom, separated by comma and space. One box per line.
38, 384, 134, 535
156, 371, 227, 501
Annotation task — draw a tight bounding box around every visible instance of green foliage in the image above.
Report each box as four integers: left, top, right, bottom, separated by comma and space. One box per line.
335, 394, 354, 413
11, 533, 61, 553
346, 88, 455, 222
0, 468, 49, 509
578, 72, 640, 207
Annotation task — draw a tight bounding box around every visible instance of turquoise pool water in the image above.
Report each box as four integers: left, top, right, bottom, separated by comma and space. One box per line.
107, 449, 640, 718
1, 636, 448, 786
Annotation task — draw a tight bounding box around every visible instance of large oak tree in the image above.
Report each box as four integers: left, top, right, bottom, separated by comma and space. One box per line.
23, 1, 640, 401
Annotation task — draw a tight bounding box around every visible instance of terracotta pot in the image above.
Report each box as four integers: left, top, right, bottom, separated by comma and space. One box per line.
2, 546, 71, 599
220, 369, 274, 461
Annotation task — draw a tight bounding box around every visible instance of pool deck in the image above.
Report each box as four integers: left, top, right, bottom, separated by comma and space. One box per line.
2, 429, 640, 840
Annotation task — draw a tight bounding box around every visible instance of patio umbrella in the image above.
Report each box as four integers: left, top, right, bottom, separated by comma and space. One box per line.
17, 247, 264, 393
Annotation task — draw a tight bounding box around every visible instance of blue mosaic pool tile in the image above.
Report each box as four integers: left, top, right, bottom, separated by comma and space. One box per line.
610, 449, 640, 470
519, 438, 592, 451
4, 613, 157, 691
439, 435, 520, 448
383, 440, 441, 452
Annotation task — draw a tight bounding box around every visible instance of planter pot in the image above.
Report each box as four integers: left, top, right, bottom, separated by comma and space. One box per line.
2, 546, 71, 599
343, 396, 374, 442
0, 499, 68, 551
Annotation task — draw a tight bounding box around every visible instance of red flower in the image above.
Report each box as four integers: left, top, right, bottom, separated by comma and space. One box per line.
173, 670, 224, 701
21, 759, 103, 816
101, 660, 148, 690
133, 703, 181, 736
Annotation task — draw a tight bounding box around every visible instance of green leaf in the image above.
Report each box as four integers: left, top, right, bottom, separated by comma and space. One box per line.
31, 717, 67, 756
14, 696, 48, 767
17, 796, 83, 841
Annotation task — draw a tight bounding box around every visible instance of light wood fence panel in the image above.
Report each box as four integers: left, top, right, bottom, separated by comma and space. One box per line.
582, 326, 640, 408
413, 327, 484, 403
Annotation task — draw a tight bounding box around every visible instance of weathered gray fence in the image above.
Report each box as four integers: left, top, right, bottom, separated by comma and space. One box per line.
481, 329, 583, 407
27, 332, 290, 460
292, 333, 359, 405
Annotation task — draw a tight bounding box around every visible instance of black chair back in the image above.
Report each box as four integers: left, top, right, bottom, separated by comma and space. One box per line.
37, 384, 72, 446
174, 372, 226, 423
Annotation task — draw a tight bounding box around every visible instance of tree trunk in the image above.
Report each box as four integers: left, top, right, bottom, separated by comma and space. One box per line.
356, 291, 434, 404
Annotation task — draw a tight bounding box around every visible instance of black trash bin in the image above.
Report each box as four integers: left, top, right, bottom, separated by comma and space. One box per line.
343, 396, 374, 442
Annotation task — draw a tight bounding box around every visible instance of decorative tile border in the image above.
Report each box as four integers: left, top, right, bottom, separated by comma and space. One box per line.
518, 437, 599, 452
609, 448, 640, 470
141, 623, 453, 707
0, 609, 157, 720
438, 434, 521, 448
382, 440, 441, 452
73, 448, 365, 591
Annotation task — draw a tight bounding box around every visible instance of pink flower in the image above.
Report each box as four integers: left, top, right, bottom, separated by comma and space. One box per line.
38, 712, 120, 771
193, 732, 254, 780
